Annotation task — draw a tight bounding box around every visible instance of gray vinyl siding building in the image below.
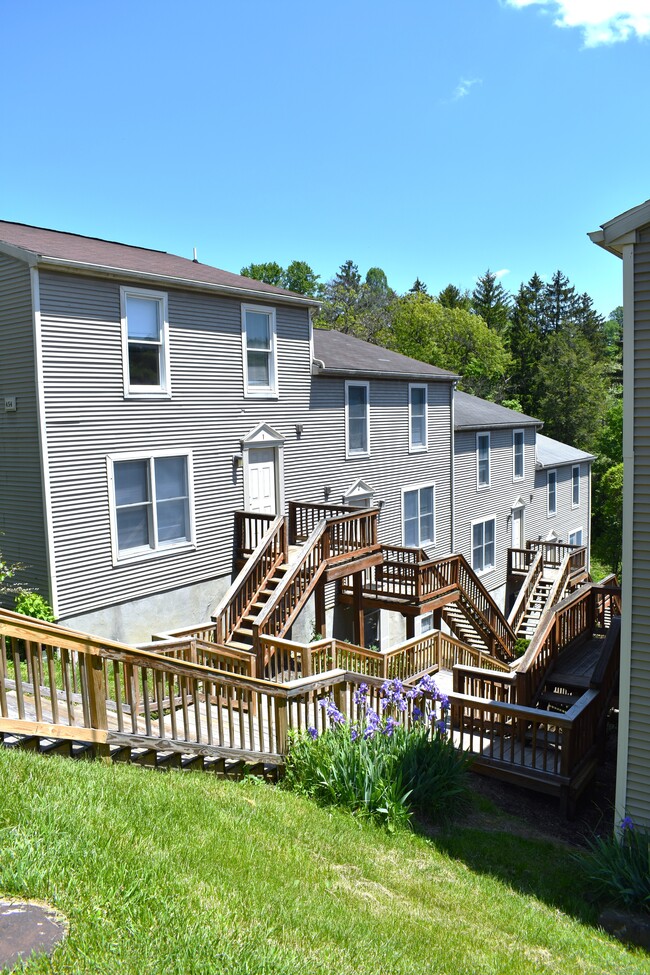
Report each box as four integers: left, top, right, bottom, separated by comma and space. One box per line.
526, 435, 594, 552
591, 201, 650, 828
453, 392, 540, 608
0, 253, 49, 599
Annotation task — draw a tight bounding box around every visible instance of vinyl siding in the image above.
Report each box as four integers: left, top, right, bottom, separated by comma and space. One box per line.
454, 425, 537, 595
39, 270, 313, 619
298, 376, 454, 557
626, 231, 650, 825
0, 254, 48, 603
527, 461, 591, 548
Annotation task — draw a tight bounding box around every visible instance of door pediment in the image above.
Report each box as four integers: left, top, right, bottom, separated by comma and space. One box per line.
241, 422, 285, 448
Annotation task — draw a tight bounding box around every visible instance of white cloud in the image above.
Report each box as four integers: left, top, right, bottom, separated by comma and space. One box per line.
495, 268, 511, 279
504, 0, 650, 45
452, 77, 482, 100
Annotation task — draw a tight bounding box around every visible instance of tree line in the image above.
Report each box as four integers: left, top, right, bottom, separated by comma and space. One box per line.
241, 260, 623, 573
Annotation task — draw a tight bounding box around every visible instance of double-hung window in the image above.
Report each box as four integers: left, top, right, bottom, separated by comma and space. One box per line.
403, 484, 435, 548
572, 465, 580, 507
346, 382, 370, 456
472, 517, 496, 575
477, 433, 490, 489
569, 528, 583, 547
242, 304, 278, 396
409, 384, 427, 451
548, 469, 557, 517
513, 429, 525, 481
121, 287, 170, 396
110, 452, 193, 562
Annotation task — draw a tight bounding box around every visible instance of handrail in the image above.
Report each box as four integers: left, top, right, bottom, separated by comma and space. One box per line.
253, 519, 329, 661
213, 515, 286, 643
288, 500, 357, 544
234, 510, 276, 560
508, 548, 544, 633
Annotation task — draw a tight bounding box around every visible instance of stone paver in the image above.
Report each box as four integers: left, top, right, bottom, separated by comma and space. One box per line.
0, 899, 67, 971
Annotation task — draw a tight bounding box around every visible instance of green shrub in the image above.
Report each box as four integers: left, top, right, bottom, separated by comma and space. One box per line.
14, 590, 56, 622
579, 817, 650, 913
284, 677, 470, 830
514, 637, 531, 658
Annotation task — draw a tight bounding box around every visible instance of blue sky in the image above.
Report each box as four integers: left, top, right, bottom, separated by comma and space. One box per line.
2, 0, 649, 316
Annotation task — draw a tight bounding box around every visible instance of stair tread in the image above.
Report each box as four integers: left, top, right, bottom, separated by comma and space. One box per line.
539, 690, 581, 707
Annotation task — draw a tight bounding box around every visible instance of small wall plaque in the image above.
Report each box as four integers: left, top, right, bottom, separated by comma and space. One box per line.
4, 396, 16, 412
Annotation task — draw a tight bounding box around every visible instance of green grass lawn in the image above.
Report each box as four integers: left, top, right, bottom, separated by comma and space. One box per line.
0, 749, 647, 974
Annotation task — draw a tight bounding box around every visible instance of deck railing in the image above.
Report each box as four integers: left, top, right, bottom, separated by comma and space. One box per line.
257, 628, 510, 684
508, 548, 544, 633
137, 637, 255, 677
213, 515, 287, 644
288, 501, 358, 544
234, 511, 277, 561
513, 583, 621, 706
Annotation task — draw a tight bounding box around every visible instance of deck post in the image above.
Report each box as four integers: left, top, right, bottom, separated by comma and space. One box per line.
86, 653, 110, 757
353, 573, 364, 647
274, 696, 289, 754
405, 615, 415, 640
315, 580, 326, 639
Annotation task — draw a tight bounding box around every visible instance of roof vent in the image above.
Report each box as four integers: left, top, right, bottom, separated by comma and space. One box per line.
193, 247, 199, 263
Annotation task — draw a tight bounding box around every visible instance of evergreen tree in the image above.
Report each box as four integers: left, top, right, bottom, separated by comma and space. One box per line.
471, 270, 511, 336
438, 284, 471, 311
508, 274, 545, 416
540, 270, 578, 334
410, 278, 428, 294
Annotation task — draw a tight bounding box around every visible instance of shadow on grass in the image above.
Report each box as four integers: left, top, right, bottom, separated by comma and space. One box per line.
415, 819, 599, 926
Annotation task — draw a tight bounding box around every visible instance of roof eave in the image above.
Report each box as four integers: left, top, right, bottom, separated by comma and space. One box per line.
313, 364, 459, 383
0, 242, 321, 308
456, 420, 542, 432
589, 199, 650, 257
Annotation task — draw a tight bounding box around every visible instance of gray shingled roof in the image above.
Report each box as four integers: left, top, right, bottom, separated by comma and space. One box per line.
312, 329, 459, 381
536, 434, 595, 468
0, 221, 319, 306
454, 390, 541, 431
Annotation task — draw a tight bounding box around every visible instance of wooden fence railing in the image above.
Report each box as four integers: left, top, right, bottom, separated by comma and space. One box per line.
288, 501, 358, 544
257, 628, 510, 684
137, 638, 255, 677
234, 511, 277, 560
514, 583, 620, 706
213, 515, 287, 644
508, 548, 544, 633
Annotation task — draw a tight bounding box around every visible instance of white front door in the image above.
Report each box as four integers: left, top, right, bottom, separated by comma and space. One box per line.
246, 447, 277, 514
512, 507, 524, 549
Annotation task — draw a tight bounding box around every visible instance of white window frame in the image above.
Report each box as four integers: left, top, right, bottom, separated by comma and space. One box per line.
569, 528, 584, 547
572, 464, 580, 508
408, 383, 428, 452
120, 286, 171, 398
547, 469, 557, 517
401, 482, 436, 548
476, 432, 491, 489
418, 612, 435, 636
512, 428, 525, 482
471, 515, 497, 577
107, 449, 195, 566
345, 381, 370, 458
241, 303, 278, 398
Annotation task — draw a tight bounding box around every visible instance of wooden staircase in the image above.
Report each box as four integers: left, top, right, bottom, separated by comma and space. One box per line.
515, 575, 555, 640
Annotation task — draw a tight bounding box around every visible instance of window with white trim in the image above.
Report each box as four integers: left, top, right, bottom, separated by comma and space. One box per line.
409, 384, 427, 451
547, 469, 557, 516
572, 465, 580, 507
419, 612, 435, 635
121, 287, 170, 395
241, 304, 278, 396
346, 382, 370, 457
472, 516, 496, 575
513, 429, 525, 481
109, 452, 193, 561
477, 433, 490, 488
569, 528, 583, 547
403, 484, 435, 548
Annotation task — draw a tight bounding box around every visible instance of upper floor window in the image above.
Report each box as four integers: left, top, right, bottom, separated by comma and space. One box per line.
572, 465, 580, 507
109, 452, 194, 562
241, 304, 278, 397
409, 384, 427, 451
403, 483, 435, 548
477, 433, 490, 489
346, 381, 370, 457
513, 429, 525, 481
547, 469, 557, 516
472, 516, 496, 575
121, 287, 170, 396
